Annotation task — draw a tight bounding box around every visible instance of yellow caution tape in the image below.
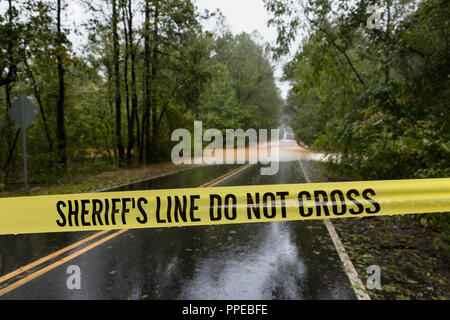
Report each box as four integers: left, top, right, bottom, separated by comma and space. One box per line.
0, 178, 449, 235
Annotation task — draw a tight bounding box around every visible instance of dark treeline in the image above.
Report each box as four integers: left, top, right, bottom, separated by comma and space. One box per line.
265, 0, 449, 248
0, 0, 281, 185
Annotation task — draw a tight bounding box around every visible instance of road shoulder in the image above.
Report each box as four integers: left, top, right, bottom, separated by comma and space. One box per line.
310, 160, 450, 300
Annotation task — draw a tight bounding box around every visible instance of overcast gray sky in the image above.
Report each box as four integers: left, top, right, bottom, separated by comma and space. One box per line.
196, 0, 278, 39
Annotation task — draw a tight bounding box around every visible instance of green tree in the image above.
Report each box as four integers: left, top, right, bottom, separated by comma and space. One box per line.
265, 0, 450, 248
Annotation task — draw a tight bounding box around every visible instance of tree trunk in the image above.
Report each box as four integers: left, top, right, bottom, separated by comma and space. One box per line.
112, 0, 124, 167
143, 0, 151, 164
384, 0, 391, 85
2, 128, 20, 183
2, 0, 16, 182
56, 0, 67, 170
125, 0, 137, 166
150, 2, 159, 163
122, 4, 130, 165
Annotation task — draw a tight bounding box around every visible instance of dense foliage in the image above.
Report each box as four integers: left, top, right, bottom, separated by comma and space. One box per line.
265, 0, 449, 249
0, 0, 282, 186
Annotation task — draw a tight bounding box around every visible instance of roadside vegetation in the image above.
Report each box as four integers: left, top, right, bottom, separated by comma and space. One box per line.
264, 0, 449, 251
0, 162, 192, 198
304, 159, 449, 300
0, 0, 281, 191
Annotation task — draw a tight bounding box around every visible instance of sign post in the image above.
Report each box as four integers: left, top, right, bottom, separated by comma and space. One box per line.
8, 93, 39, 190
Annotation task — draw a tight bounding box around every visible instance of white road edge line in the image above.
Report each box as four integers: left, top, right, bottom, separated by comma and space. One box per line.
298, 158, 371, 300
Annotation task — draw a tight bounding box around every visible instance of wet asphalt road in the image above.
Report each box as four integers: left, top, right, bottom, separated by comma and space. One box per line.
0, 160, 356, 300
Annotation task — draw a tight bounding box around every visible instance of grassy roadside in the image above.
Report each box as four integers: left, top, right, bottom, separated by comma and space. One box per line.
309, 160, 450, 300
0, 162, 195, 198
334, 216, 449, 300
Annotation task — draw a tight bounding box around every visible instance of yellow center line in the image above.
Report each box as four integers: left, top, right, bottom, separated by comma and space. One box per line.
0, 229, 128, 297
198, 164, 251, 188
0, 230, 109, 284
0, 164, 252, 297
